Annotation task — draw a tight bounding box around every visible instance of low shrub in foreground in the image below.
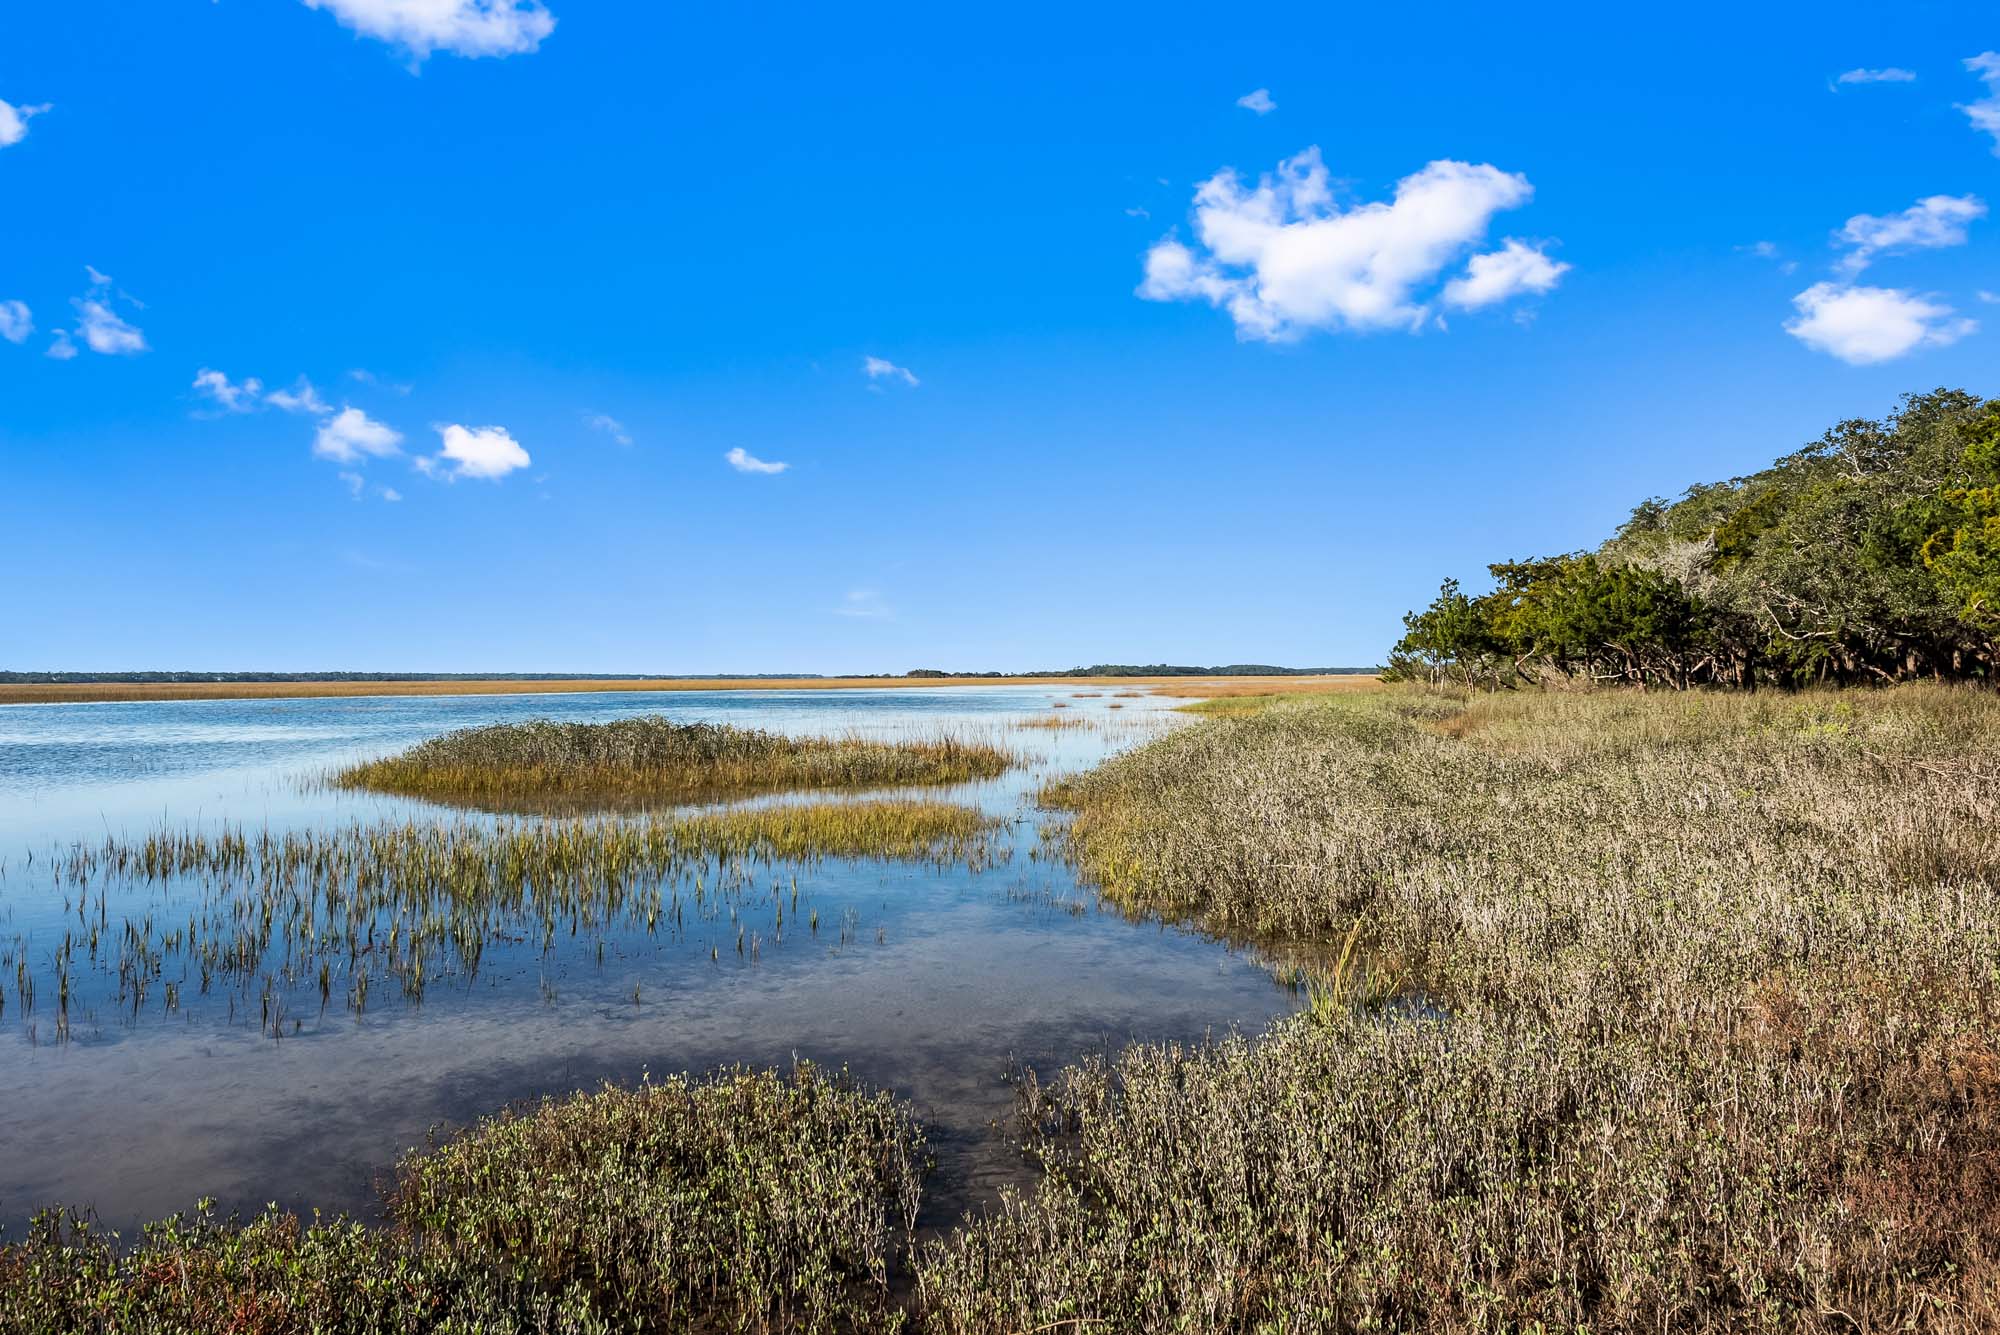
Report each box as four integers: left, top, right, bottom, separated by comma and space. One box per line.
336, 717, 1011, 807
0, 1064, 926, 1335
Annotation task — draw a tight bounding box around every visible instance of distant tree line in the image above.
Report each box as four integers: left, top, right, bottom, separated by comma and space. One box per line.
905, 665, 1370, 678
1390, 388, 2000, 690
3, 665, 1372, 685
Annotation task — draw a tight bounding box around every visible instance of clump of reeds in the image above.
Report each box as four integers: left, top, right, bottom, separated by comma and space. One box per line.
335, 716, 1012, 808
957, 685, 2000, 1333
36, 801, 1000, 1026
1, 1064, 926, 1334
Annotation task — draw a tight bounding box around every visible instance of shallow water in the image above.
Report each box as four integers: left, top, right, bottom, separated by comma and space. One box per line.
0, 686, 1298, 1236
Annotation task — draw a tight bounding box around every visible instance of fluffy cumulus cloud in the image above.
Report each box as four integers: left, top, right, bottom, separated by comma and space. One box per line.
725, 446, 787, 475
1138, 148, 1562, 340
303, 0, 555, 61
313, 407, 405, 463
0, 300, 31, 344
1443, 238, 1570, 309
863, 355, 919, 387
1835, 194, 1985, 273
1784, 282, 1975, 364
1835, 68, 1916, 86
0, 98, 50, 148
422, 423, 531, 479
1964, 52, 2000, 154
192, 367, 264, 412
1236, 88, 1276, 115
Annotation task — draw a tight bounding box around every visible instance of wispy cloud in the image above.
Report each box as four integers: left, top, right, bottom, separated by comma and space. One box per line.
1835, 194, 1985, 274
313, 407, 404, 463
1139, 147, 1562, 339
1962, 53, 2000, 154
1834, 67, 1917, 87
420, 423, 531, 480
45, 330, 76, 361
725, 446, 788, 475
0, 300, 31, 344
302, 0, 556, 63
267, 377, 332, 416
1236, 88, 1276, 115
0, 98, 50, 149
583, 411, 633, 445
1784, 282, 1974, 364
833, 589, 891, 619
68, 267, 147, 356
863, 355, 919, 387
192, 367, 264, 413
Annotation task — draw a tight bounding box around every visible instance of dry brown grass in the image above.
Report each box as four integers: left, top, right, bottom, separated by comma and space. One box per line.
1146, 674, 1384, 701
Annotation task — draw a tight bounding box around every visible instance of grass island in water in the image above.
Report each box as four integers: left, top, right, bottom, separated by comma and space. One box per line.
335, 716, 1014, 808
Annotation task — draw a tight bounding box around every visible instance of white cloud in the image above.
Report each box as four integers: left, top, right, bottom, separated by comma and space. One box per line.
1981, 290, 2000, 304
67, 266, 147, 356
1443, 239, 1569, 309
425, 423, 531, 480
863, 355, 919, 387
1236, 88, 1276, 115
1963, 52, 2000, 154
73, 299, 147, 355
1835, 194, 1985, 273
380, 485, 403, 502
314, 407, 405, 463
193, 367, 264, 412
0, 300, 31, 344
583, 411, 632, 445
1835, 68, 1916, 86
45, 330, 77, 361
303, 0, 556, 61
1124, 206, 1150, 219
1784, 282, 1975, 364
725, 446, 787, 474
0, 98, 50, 148
1138, 147, 1557, 339
267, 377, 332, 415
338, 470, 367, 498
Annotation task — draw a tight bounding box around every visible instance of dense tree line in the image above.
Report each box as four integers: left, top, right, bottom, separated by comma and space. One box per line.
1390, 388, 2000, 689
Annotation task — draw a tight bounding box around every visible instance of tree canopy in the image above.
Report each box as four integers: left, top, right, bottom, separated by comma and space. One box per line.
1390, 388, 2000, 688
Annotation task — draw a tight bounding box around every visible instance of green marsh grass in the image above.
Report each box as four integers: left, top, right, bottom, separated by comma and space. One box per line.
1, 1063, 925, 1335
21, 801, 1000, 1031
335, 716, 1013, 809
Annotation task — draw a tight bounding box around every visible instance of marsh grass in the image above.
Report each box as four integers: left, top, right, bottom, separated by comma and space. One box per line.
947, 686, 2000, 1333
335, 716, 1012, 809
1, 1064, 925, 1335
20, 801, 999, 1032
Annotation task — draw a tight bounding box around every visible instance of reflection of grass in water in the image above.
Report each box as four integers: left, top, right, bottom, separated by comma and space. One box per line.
29, 801, 1000, 1032
3, 1063, 926, 1335
335, 716, 1013, 807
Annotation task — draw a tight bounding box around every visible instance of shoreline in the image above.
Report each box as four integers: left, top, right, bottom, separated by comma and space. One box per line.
0, 674, 1383, 707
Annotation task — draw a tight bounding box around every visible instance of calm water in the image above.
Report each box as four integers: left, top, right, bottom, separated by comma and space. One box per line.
0, 686, 1299, 1236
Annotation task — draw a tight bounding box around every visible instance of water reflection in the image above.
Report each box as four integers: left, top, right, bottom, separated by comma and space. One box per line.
0, 687, 1299, 1235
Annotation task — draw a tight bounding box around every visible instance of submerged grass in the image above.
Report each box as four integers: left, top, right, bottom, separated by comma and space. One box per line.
1, 1063, 925, 1335
335, 716, 1012, 808
20, 801, 999, 1032
948, 686, 2000, 1333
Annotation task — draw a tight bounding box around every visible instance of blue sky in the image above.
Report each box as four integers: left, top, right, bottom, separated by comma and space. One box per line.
2, 1, 1996, 673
